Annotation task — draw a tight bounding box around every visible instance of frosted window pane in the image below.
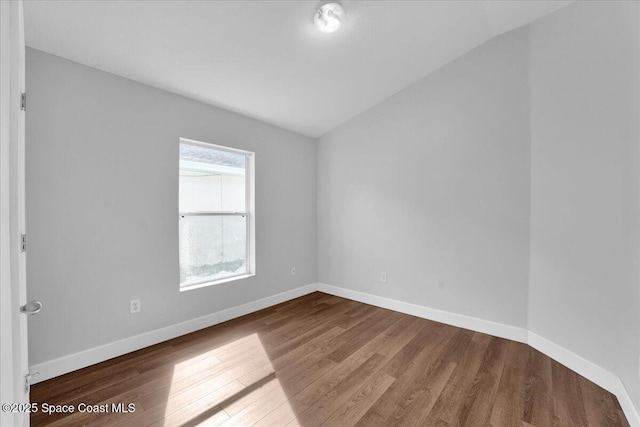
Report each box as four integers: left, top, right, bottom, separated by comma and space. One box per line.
180, 144, 245, 168
179, 215, 247, 285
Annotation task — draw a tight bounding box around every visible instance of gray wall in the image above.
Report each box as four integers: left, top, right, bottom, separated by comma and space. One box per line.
529, 0, 640, 406
26, 49, 317, 365
317, 27, 531, 328
318, 0, 640, 414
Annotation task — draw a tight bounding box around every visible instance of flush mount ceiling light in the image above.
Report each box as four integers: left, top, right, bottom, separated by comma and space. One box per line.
314, 1, 345, 34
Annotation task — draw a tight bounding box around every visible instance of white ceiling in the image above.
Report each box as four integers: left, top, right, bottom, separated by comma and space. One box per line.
24, 0, 571, 138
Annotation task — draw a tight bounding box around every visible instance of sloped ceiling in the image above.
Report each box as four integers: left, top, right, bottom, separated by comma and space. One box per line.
24, 1, 571, 137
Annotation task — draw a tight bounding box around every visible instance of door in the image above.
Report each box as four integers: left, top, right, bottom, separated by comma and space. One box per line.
1, 1, 37, 425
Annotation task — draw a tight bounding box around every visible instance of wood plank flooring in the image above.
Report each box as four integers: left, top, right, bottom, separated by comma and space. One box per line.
30, 292, 629, 426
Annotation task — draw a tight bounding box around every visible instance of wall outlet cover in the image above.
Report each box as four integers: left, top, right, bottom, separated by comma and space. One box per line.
130, 299, 141, 314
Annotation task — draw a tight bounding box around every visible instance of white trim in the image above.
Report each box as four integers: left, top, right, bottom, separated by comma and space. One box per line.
30, 283, 317, 384
180, 272, 255, 292
527, 332, 639, 427
0, 3, 17, 426
527, 331, 619, 392
317, 282, 640, 426
7, 2, 28, 426
617, 378, 640, 427
317, 283, 528, 343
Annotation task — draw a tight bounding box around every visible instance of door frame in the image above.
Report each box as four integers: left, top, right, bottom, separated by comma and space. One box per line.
1, 0, 29, 425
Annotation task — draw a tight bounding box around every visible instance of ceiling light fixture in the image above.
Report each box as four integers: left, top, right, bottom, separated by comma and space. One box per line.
314, 1, 345, 34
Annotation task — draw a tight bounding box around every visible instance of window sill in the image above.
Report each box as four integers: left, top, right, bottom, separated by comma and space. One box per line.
179, 272, 255, 292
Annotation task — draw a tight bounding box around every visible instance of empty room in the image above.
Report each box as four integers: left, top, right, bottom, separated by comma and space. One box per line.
1, 0, 639, 426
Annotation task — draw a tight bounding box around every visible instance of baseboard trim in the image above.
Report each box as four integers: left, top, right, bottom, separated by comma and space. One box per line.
527, 331, 619, 393
617, 378, 640, 427
317, 283, 528, 343
30, 283, 317, 384
317, 282, 639, 427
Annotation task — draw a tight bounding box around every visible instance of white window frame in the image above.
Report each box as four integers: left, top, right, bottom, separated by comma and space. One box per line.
179, 137, 255, 291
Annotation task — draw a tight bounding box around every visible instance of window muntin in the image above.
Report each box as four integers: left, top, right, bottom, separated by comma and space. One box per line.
179, 139, 254, 289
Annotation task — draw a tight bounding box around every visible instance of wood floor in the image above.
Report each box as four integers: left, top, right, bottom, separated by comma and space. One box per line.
31, 292, 628, 426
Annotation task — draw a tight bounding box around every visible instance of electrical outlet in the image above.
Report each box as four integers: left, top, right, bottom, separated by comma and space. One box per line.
130, 299, 141, 314
290, 267, 296, 276
380, 272, 387, 283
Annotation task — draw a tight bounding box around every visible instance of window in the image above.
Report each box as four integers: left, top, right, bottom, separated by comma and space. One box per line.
179, 138, 255, 291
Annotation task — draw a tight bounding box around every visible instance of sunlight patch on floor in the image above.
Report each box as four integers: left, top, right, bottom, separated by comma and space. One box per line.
161, 333, 298, 426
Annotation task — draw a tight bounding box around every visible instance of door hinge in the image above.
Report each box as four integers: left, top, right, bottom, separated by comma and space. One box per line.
24, 371, 40, 394
20, 92, 26, 111
21, 234, 26, 252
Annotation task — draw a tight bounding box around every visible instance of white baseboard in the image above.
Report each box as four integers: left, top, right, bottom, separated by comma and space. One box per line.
526, 333, 640, 426
527, 331, 619, 393
317, 282, 640, 427
317, 283, 529, 343
30, 283, 317, 384
617, 378, 640, 427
